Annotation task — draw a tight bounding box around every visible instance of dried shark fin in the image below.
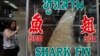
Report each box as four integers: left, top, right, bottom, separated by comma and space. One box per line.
48, 8, 77, 54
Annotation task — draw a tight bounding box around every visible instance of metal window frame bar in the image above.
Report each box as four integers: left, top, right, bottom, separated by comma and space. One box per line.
26, 0, 29, 56
96, 0, 99, 56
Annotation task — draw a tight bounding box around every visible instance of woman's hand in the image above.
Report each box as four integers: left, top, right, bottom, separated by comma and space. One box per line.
15, 26, 19, 34
16, 26, 19, 30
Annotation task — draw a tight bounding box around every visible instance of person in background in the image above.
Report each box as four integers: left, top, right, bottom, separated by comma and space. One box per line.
3, 20, 20, 56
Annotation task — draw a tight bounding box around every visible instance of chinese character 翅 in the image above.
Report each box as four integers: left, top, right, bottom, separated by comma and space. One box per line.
80, 15, 96, 34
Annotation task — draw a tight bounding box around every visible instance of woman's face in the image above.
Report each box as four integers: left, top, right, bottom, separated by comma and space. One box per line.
11, 22, 16, 29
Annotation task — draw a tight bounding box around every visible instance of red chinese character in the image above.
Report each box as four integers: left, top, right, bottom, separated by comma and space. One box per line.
29, 13, 43, 34
80, 15, 96, 34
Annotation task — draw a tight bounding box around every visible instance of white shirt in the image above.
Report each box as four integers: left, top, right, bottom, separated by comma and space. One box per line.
3, 29, 18, 49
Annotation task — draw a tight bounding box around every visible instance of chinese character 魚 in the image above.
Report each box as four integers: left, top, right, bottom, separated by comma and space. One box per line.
29, 13, 43, 34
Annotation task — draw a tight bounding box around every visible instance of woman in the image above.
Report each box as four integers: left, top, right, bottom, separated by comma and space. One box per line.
3, 20, 20, 56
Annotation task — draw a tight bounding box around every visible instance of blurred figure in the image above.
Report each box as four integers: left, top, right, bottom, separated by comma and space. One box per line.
3, 20, 20, 56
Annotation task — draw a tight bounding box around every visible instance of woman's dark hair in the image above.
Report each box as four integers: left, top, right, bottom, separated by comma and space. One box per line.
6, 20, 17, 31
